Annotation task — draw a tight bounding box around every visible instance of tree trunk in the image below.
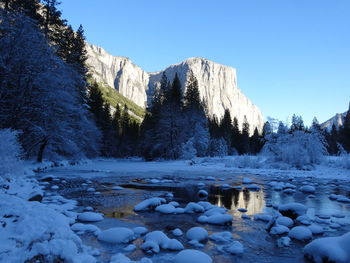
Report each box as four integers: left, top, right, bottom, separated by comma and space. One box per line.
37, 138, 48, 163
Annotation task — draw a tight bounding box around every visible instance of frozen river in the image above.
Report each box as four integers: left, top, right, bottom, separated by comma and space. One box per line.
38, 164, 350, 263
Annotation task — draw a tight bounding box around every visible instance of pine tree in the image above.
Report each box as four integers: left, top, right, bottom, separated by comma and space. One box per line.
340, 102, 350, 152
290, 114, 305, 132
220, 109, 233, 149
140, 73, 167, 159
325, 124, 339, 155
250, 128, 262, 154
238, 116, 250, 154
154, 73, 184, 159
277, 121, 288, 135
231, 117, 240, 152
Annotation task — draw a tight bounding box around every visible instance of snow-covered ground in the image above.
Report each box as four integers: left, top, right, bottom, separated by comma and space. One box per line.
44, 156, 350, 181
1, 156, 350, 263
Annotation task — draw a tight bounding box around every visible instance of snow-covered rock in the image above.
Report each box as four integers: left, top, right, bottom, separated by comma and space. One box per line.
300, 185, 316, 194
276, 216, 294, 228
270, 225, 290, 235
78, 212, 104, 222
144, 231, 183, 251
288, 226, 313, 241
307, 224, 324, 235
155, 204, 177, 214
134, 197, 166, 211
174, 249, 212, 263
304, 232, 350, 263
186, 227, 208, 242
133, 227, 148, 236
224, 241, 244, 255
184, 202, 205, 213
278, 203, 307, 219
98, 227, 134, 244
173, 228, 183, 237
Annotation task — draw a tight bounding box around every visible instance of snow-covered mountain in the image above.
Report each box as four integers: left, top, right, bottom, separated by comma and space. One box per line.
321, 112, 347, 131
86, 43, 264, 133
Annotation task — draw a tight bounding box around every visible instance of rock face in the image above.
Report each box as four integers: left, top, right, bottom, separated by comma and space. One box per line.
321, 112, 347, 131
86, 44, 148, 108
86, 43, 264, 133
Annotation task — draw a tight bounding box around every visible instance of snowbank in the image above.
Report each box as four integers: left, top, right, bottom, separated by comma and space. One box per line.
304, 232, 350, 263
0, 178, 96, 262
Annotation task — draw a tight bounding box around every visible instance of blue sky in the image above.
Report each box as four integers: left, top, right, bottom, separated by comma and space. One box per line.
60, 0, 350, 125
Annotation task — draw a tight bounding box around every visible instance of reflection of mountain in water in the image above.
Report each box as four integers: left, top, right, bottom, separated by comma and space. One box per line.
209, 187, 265, 215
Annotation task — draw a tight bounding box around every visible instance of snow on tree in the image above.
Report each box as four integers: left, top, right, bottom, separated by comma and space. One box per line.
208, 137, 228, 157
277, 121, 288, 135
0, 129, 23, 178
180, 138, 197, 160
0, 11, 99, 161
262, 130, 327, 168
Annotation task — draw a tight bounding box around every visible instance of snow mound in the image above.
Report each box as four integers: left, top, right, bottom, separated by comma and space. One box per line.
173, 228, 183, 237
300, 185, 316, 194
224, 241, 244, 255
199, 214, 233, 225
307, 224, 324, 235
0, 179, 96, 262
141, 241, 160, 254
184, 202, 205, 213
78, 212, 104, 222
270, 225, 290, 235
155, 204, 177, 214
288, 226, 312, 241
304, 232, 350, 263
204, 207, 226, 216
174, 249, 212, 263
98, 227, 134, 244
186, 227, 208, 242
276, 216, 294, 228
133, 227, 148, 236
144, 231, 183, 251
134, 197, 166, 211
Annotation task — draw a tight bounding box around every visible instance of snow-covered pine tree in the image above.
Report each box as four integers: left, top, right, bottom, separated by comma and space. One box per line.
183, 70, 209, 157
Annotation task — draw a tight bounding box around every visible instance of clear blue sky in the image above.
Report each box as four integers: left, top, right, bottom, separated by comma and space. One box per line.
60, 0, 350, 126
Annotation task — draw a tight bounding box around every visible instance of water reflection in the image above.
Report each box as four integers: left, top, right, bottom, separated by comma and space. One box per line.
209, 186, 265, 215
